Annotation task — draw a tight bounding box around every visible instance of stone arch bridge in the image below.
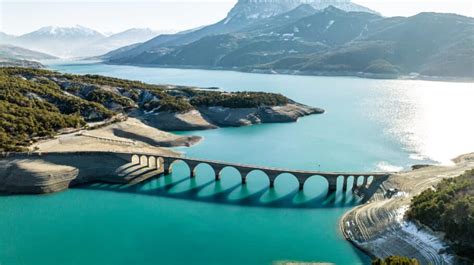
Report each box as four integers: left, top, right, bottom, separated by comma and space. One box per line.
1, 152, 392, 193
128, 152, 391, 193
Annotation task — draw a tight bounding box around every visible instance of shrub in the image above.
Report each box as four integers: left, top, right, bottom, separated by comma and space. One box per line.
407, 169, 474, 259
372, 256, 420, 265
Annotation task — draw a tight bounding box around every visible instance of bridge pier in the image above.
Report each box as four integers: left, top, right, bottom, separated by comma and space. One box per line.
215, 172, 221, 181
190, 169, 196, 178
328, 184, 337, 193
352, 177, 358, 190
241, 177, 247, 185
269, 180, 275, 189
342, 176, 348, 192
298, 182, 304, 191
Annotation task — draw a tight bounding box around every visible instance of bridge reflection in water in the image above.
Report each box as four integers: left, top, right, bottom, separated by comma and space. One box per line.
86, 152, 390, 208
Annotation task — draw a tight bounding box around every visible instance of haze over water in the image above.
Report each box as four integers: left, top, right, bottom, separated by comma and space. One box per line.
0, 61, 472, 265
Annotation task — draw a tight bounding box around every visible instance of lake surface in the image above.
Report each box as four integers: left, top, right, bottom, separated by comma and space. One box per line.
1, 61, 473, 265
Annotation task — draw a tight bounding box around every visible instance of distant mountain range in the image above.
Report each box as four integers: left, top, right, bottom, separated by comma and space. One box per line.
0, 44, 57, 60
0, 26, 163, 58
0, 45, 57, 68
103, 0, 474, 79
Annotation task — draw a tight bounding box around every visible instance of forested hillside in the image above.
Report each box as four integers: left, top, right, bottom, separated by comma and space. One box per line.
407, 169, 474, 260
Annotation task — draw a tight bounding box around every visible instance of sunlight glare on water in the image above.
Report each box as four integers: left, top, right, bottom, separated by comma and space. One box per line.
369, 80, 474, 165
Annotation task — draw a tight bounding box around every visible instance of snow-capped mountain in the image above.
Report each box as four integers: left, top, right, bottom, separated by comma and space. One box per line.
21, 25, 105, 39
8, 25, 105, 58
102, 0, 378, 61
224, 0, 377, 24
105, 5, 474, 79
0, 26, 162, 58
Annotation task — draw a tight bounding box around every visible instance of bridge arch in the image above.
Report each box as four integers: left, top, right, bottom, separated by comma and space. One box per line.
345, 176, 356, 191
140, 155, 149, 166
273, 172, 300, 192
367, 175, 374, 186
354, 175, 366, 189
166, 159, 192, 177
192, 162, 216, 180
216, 166, 242, 183
131, 154, 140, 164
156, 157, 164, 170
245, 169, 271, 188
303, 175, 330, 194
148, 156, 157, 169
337, 175, 345, 192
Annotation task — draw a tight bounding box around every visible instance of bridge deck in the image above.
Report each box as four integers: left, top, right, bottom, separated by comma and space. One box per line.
158, 155, 391, 177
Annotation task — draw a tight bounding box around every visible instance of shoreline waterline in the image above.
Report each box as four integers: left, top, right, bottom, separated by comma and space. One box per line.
49, 58, 474, 84
340, 152, 474, 264
1, 61, 472, 264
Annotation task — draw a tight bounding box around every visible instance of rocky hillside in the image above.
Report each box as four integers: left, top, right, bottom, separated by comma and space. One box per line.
0, 67, 323, 151
105, 4, 474, 79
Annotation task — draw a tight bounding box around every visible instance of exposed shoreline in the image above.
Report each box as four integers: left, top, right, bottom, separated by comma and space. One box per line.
101, 61, 474, 83
340, 153, 474, 264
0, 104, 321, 195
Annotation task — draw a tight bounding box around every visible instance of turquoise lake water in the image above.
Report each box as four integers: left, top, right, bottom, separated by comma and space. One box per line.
1, 61, 473, 265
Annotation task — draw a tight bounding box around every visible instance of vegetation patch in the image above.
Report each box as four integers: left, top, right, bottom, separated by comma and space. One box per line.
372, 256, 420, 265
407, 169, 474, 260
190, 91, 289, 108
0, 67, 294, 151
0, 69, 87, 151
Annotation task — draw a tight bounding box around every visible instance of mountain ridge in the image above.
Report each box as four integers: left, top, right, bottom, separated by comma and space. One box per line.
100, 0, 378, 61
104, 5, 474, 79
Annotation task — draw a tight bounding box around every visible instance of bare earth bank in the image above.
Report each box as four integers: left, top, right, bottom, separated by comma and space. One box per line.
341, 153, 474, 265
0, 102, 322, 194
0, 118, 193, 194
135, 103, 324, 131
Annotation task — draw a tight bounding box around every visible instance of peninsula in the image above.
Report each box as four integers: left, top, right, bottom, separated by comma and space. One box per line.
0, 67, 323, 152
341, 153, 474, 264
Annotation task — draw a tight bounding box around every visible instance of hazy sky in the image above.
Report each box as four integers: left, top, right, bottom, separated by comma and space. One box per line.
1, 0, 473, 35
